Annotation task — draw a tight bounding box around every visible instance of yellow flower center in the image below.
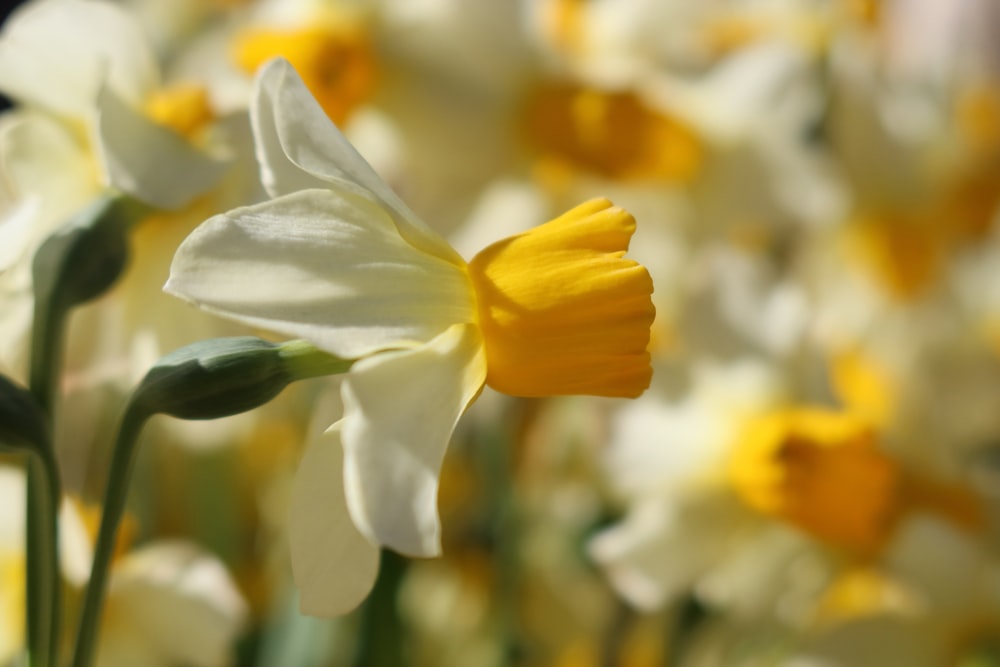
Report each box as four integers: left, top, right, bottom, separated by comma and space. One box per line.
846, 213, 943, 300
844, 0, 882, 28
232, 26, 376, 127
957, 85, 1000, 158
541, 0, 585, 55
729, 408, 900, 555
521, 83, 702, 183
0, 551, 24, 663
144, 83, 216, 140
943, 167, 1000, 242
900, 474, 984, 533
830, 349, 896, 428
467, 198, 654, 398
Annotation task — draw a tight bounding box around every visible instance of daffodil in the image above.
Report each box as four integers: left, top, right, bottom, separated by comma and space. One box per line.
0, 463, 247, 666
166, 58, 654, 615
0, 0, 246, 381
0, 0, 227, 211
591, 366, 985, 616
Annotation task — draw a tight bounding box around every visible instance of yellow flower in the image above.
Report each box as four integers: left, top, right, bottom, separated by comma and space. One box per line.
522, 82, 702, 183
166, 58, 655, 616
233, 25, 376, 127
729, 407, 899, 555
729, 407, 985, 556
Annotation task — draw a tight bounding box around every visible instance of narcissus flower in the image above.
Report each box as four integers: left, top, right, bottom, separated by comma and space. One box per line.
166, 58, 654, 615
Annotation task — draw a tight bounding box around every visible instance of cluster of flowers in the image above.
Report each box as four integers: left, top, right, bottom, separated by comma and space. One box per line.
0, 0, 998, 665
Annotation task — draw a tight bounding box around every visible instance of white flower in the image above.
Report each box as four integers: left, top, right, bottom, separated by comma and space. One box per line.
0, 0, 227, 210
0, 465, 245, 666
166, 58, 654, 615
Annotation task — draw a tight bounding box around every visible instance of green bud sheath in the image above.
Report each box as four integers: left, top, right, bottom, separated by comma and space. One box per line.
131, 337, 296, 420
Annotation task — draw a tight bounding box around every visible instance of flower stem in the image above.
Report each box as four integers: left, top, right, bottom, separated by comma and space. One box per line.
666, 595, 708, 666
25, 241, 65, 667
350, 550, 408, 667
278, 340, 354, 380
25, 191, 137, 667
24, 449, 60, 667
70, 403, 149, 667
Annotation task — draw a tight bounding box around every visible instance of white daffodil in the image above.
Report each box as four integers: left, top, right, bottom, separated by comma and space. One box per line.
590, 346, 989, 620
166, 57, 654, 615
0, 464, 247, 666
0, 0, 245, 381
95, 541, 247, 667
0, 0, 227, 212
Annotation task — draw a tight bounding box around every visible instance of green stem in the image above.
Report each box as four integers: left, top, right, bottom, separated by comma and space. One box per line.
665, 595, 707, 666
488, 401, 525, 663
25, 191, 141, 667
24, 449, 60, 667
70, 403, 149, 667
599, 601, 634, 667
278, 340, 354, 380
350, 550, 409, 667
26, 261, 66, 667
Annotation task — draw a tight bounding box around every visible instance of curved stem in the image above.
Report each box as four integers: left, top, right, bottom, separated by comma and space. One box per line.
25, 264, 64, 667
25, 449, 60, 667
26, 279, 66, 667
70, 403, 149, 667
25, 191, 140, 667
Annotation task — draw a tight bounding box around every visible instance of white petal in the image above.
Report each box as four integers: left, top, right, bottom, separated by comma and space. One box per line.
341, 323, 486, 557
0, 0, 157, 118
104, 541, 247, 667
0, 198, 39, 276
58, 499, 94, 586
884, 515, 998, 614
0, 111, 96, 226
289, 424, 380, 617
165, 188, 474, 359
0, 465, 24, 549
0, 466, 91, 584
96, 85, 227, 210
251, 58, 462, 262
588, 493, 748, 611
0, 287, 32, 380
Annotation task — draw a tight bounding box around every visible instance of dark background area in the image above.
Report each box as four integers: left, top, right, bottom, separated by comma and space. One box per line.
0, 0, 28, 111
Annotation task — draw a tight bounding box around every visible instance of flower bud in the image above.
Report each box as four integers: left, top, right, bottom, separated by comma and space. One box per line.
131, 337, 292, 420
131, 337, 351, 420
32, 192, 140, 311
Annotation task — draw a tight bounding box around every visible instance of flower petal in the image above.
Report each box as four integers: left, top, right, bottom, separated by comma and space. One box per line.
0, 111, 95, 228
289, 424, 380, 617
251, 57, 462, 263
103, 541, 247, 667
0, 0, 157, 118
0, 465, 24, 548
588, 493, 747, 611
97, 85, 228, 210
165, 188, 474, 359
340, 323, 486, 557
